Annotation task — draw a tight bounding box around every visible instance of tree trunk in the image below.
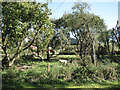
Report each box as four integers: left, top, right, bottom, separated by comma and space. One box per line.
87, 25, 96, 66
79, 43, 83, 59
1, 24, 43, 68
92, 40, 96, 66
107, 43, 110, 55
97, 45, 100, 59
2, 56, 9, 69
36, 44, 40, 57
112, 28, 120, 48
91, 40, 96, 66
9, 52, 19, 66
9, 58, 16, 66
47, 45, 50, 61
2, 45, 9, 68
90, 35, 96, 66
112, 41, 114, 55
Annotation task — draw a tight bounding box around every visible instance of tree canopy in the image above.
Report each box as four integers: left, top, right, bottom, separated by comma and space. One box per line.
58, 2, 106, 64
1, 1, 54, 68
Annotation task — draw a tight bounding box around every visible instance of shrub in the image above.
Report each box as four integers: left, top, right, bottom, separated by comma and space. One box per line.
71, 59, 119, 84
91, 62, 118, 82
71, 60, 94, 84
5, 66, 20, 78
48, 63, 72, 81
116, 65, 120, 80
102, 67, 117, 81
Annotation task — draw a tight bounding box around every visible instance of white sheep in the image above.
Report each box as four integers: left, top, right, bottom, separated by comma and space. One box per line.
59, 60, 67, 65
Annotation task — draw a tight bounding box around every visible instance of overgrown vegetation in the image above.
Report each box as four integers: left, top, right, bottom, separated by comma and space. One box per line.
2, 55, 120, 88
1, 0, 120, 89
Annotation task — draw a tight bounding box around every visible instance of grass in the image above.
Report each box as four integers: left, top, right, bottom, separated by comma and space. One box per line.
2, 54, 120, 89
51, 55, 80, 61
3, 78, 120, 88
66, 82, 120, 88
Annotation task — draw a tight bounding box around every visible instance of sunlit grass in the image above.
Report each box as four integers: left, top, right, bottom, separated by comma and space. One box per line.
19, 81, 120, 88
2, 54, 120, 88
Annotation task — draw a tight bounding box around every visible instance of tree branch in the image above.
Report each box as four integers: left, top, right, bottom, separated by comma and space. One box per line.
112, 28, 120, 47
9, 24, 43, 66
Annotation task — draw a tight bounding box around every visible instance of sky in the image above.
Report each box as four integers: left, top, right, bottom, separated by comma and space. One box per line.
118, 1, 120, 26
37, 0, 119, 30
49, 2, 118, 29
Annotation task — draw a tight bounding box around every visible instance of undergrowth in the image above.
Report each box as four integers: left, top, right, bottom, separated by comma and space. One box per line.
2, 55, 120, 88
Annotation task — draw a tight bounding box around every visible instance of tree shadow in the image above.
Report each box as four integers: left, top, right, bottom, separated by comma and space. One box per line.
2, 77, 68, 89
2, 70, 68, 89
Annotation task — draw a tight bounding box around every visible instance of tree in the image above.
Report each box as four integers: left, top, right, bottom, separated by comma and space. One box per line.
50, 17, 70, 50
1, 1, 54, 68
28, 16, 70, 61
111, 31, 116, 55
33, 19, 54, 61
64, 2, 106, 65
98, 29, 111, 55
112, 21, 120, 48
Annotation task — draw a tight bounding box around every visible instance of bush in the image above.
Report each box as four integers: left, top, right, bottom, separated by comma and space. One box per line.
71, 59, 119, 84
5, 66, 20, 78
72, 66, 92, 84
71, 60, 94, 84
91, 62, 118, 81
48, 63, 72, 81
102, 67, 117, 81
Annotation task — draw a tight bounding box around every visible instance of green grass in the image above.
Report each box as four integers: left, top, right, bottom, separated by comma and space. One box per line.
2, 54, 120, 88
13, 82, 120, 88
51, 55, 80, 61
3, 79, 120, 88
66, 81, 120, 88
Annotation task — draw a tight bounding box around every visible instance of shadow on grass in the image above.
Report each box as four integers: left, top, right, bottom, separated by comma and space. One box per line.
2, 77, 24, 89
14, 55, 43, 65
2, 73, 68, 89
2, 72, 120, 89
2, 79, 67, 89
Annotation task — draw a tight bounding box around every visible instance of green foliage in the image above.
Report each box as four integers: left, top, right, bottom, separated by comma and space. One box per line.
72, 60, 94, 84
2, 54, 120, 88
102, 67, 117, 81
60, 45, 76, 55
59, 2, 106, 59
71, 58, 119, 85
90, 62, 118, 81
1, 1, 54, 67
4, 66, 20, 78
50, 14, 71, 51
